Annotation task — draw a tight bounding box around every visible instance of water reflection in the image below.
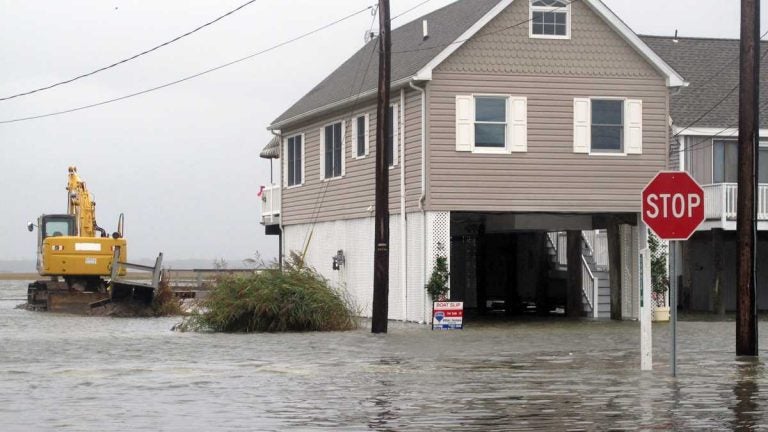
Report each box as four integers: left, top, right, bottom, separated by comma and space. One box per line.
4, 280, 768, 431
732, 357, 762, 430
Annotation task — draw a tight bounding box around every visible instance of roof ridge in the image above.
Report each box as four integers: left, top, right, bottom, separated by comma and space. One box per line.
639, 33, 742, 43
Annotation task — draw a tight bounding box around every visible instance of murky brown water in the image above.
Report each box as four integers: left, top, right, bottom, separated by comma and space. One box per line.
2, 280, 768, 431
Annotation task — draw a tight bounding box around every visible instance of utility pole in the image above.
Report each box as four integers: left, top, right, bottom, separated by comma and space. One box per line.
736, 0, 759, 356
371, 0, 391, 334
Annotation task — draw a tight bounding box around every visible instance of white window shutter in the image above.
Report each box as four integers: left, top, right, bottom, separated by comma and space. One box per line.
455, 95, 474, 152
282, 138, 288, 186
508, 96, 528, 152
319, 127, 325, 180
365, 113, 370, 155
625, 99, 643, 154
351, 117, 358, 157
573, 98, 591, 153
300, 134, 305, 185
341, 120, 346, 176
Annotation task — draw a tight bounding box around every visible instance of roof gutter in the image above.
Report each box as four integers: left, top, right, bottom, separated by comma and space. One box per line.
268, 76, 415, 131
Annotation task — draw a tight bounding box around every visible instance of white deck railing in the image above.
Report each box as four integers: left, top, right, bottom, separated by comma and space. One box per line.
582, 230, 609, 270
703, 183, 768, 224
582, 255, 599, 318
260, 184, 281, 225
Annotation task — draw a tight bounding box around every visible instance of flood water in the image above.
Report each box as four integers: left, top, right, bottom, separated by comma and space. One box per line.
2, 280, 768, 431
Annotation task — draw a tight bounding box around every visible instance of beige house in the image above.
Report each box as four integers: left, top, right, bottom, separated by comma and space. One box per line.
260, 0, 686, 322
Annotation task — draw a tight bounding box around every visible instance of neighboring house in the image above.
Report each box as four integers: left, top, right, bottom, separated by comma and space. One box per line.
259, 0, 686, 323
643, 36, 768, 313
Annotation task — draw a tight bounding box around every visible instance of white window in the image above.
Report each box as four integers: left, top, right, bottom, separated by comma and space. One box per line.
573, 98, 642, 155
455, 95, 527, 153
320, 121, 345, 179
353, 113, 370, 158
530, 0, 570, 39
285, 134, 304, 187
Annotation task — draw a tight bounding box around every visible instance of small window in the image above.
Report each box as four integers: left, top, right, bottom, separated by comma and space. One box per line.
286, 134, 303, 187
475, 96, 507, 148
530, 0, 570, 38
323, 122, 343, 179
354, 114, 368, 158
591, 100, 623, 152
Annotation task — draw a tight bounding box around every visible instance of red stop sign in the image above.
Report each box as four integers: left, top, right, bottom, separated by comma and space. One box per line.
642, 171, 705, 240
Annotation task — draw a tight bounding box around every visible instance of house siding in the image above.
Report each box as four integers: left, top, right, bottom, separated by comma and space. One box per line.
425, 0, 669, 213
437, 0, 659, 78
280, 90, 423, 226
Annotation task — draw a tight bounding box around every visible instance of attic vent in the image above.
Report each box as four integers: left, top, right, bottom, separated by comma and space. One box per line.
423, 19, 429, 40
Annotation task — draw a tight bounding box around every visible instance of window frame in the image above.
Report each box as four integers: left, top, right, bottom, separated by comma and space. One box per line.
529, 0, 571, 40
711, 139, 768, 184
284, 133, 305, 188
588, 97, 626, 156
473, 94, 509, 154
321, 120, 345, 181
353, 113, 370, 159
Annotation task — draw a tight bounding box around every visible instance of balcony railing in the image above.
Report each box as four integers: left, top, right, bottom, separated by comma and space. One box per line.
703, 183, 768, 225
260, 184, 280, 225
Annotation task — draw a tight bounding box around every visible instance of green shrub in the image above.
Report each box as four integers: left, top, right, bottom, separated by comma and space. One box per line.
426, 255, 450, 301
177, 254, 358, 332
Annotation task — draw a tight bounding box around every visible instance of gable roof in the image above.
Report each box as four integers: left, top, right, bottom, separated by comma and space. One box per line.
270, 0, 500, 129
642, 35, 768, 131
269, 0, 686, 131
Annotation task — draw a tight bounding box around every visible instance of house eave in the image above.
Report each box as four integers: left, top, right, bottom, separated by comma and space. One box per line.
268, 76, 415, 131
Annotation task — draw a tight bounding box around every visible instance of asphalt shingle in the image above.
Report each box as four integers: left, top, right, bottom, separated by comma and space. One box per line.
642, 35, 768, 129
270, 0, 500, 127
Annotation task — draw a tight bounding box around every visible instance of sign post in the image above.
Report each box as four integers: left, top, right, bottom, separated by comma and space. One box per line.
642, 171, 705, 376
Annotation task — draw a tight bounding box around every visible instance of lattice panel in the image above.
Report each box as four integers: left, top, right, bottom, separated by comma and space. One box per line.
426, 212, 451, 305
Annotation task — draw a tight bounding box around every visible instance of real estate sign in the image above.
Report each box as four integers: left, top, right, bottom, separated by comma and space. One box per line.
432, 302, 463, 330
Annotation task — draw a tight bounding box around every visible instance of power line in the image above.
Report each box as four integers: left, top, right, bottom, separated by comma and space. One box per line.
0, 0, 261, 102
391, 0, 432, 21
0, 5, 373, 125
672, 33, 768, 138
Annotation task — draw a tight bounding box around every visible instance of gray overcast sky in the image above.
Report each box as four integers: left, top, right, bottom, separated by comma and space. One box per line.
0, 0, 764, 264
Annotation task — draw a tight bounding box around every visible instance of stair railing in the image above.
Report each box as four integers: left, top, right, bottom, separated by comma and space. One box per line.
581, 254, 599, 318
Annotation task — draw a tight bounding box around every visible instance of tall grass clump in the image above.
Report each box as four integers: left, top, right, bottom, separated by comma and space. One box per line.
178, 253, 358, 332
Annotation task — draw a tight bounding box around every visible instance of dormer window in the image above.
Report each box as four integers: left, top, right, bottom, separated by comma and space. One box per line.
530, 0, 570, 39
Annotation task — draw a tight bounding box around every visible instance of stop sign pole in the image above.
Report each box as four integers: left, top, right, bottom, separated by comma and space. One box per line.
642, 171, 705, 377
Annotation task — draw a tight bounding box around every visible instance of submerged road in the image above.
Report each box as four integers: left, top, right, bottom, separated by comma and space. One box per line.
1, 280, 767, 431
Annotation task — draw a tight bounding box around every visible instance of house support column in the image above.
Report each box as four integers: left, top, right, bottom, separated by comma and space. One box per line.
566, 230, 583, 318
607, 218, 622, 320
712, 229, 726, 316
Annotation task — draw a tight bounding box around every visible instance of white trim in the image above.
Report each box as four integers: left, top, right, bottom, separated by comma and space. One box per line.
284, 133, 305, 188
320, 120, 345, 180
672, 126, 768, 138
413, 0, 686, 88
413, 0, 515, 81
269, 77, 412, 130
678, 135, 686, 172
529, 0, 571, 40
585, 0, 686, 87
352, 113, 371, 159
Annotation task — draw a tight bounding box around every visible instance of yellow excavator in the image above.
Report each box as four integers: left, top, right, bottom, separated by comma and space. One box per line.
27, 166, 162, 313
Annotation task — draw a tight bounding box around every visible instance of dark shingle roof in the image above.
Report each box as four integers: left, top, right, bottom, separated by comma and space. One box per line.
641, 35, 768, 129
270, 0, 500, 127
260, 135, 280, 159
